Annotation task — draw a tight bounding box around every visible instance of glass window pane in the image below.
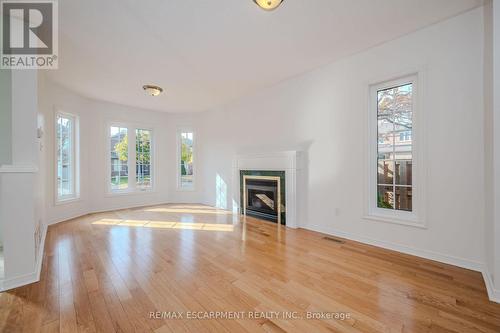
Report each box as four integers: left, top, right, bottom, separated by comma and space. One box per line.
394, 150, 412, 161
136, 129, 152, 189
377, 186, 394, 209
379, 84, 413, 114
110, 126, 128, 190
377, 131, 394, 160
395, 160, 412, 186
395, 187, 412, 211
377, 82, 413, 212
377, 160, 394, 185
180, 132, 194, 188
57, 115, 74, 199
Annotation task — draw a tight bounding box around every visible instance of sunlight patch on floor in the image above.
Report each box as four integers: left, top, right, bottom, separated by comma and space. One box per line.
92, 218, 234, 232
144, 208, 232, 215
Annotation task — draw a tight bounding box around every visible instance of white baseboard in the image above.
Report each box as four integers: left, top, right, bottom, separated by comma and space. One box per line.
482, 267, 500, 304
48, 200, 169, 225
304, 224, 483, 271
0, 224, 47, 292
49, 210, 88, 225
1, 271, 39, 291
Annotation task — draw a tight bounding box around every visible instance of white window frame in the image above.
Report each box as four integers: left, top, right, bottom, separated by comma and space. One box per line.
55, 110, 80, 204
135, 128, 154, 191
106, 122, 155, 195
365, 73, 426, 228
177, 128, 195, 191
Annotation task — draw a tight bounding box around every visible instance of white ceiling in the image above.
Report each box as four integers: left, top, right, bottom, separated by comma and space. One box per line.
47, 0, 483, 113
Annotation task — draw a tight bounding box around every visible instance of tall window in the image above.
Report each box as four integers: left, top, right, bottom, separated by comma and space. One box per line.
179, 131, 194, 189
56, 113, 78, 201
136, 129, 152, 189
110, 126, 128, 191
376, 80, 414, 212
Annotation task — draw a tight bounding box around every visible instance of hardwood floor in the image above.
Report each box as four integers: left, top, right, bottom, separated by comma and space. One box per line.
1, 204, 499, 333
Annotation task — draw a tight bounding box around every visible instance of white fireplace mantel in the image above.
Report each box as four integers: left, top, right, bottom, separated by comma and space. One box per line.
232, 151, 302, 229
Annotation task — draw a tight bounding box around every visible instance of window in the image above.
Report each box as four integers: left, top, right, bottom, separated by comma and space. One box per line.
368, 74, 422, 226
56, 113, 79, 201
377, 83, 413, 211
110, 126, 129, 191
399, 131, 411, 142
109, 125, 154, 193
179, 131, 194, 189
136, 129, 152, 189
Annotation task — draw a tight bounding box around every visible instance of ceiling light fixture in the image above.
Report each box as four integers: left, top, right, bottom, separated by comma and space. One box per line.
143, 84, 163, 96
253, 0, 284, 11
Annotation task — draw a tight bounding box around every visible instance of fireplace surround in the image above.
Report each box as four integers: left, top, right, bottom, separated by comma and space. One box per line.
232, 151, 301, 228
241, 172, 285, 224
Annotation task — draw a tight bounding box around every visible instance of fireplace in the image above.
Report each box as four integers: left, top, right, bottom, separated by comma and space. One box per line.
235, 152, 300, 228
242, 173, 284, 224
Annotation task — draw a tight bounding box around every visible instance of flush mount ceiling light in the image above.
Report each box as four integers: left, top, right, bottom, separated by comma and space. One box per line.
253, 0, 284, 11
142, 84, 163, 96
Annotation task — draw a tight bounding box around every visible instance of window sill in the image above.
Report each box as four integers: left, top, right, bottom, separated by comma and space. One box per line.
362, 214, 427, 229
55, 197, 81, 206
106, 189, 155, 197
176, 186, 196, 192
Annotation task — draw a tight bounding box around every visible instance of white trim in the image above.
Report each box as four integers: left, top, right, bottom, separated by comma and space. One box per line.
482, 267, 500, 304
48, 210, 90, 226
54, 110, 80, 204
304, 223, 483, 272
0, 271, 39, 292
54, 196, 82, 206
0, 224, 47, 292
366, 72, 427, 227
362, 214, 427, 229
0, 164, 38, 173
47, 200, 169, 225
232, 151, 301, 229
106, 122, 156, 195
176, 128, 196, 191
103, 188, 156, 198
107, 124, 131, 194
135, 128, 155, 191
242, 175, 282, 225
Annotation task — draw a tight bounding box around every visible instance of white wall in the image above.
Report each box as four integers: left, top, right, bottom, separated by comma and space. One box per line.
483, 0, 500, 301
0, 69, 11, 248
200, 8, 486, 269
38, 76, 90, 224
491, 0, 500, 292
0, 70, 39, 289
484, 0, 496, 293
0, 69, 12, 166
12, 71, 38, 166
38, 77, 204, 225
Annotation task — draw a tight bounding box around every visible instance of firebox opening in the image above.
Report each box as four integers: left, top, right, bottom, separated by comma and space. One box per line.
244, 176, 281, 224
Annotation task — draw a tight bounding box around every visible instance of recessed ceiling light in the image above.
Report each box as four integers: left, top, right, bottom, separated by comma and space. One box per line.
253, 0, 284, 11
143, 84, 163, 97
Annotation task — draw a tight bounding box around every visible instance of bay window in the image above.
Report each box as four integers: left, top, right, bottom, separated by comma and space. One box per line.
136, 129, 152, 189
110, 126, 129, 191
178, 131, 194, 190
109, 124, 153, 193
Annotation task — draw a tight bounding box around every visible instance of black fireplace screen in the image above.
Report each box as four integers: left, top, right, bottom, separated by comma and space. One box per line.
240, 170, 286, 225
245, 178, 279, 222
